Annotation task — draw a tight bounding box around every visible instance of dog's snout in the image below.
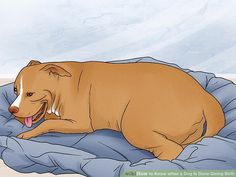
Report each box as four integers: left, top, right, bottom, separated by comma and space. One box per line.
8, 106, 19, 114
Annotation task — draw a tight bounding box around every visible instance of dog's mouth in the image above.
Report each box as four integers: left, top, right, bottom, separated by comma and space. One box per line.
24, 102, 47, 128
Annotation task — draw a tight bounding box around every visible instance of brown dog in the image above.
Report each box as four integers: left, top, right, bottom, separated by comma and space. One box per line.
8, 60, 225, 160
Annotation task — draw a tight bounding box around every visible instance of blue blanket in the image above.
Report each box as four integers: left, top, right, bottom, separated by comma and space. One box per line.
0, 57, 236, 177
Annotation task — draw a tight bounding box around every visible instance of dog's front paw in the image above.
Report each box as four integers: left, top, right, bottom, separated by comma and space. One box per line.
17, 132, 35, 139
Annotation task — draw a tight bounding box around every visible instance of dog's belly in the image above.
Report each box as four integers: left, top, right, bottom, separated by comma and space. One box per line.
89, 101, 126, 131
88, 82, 132, 131
91, 115, 121, 131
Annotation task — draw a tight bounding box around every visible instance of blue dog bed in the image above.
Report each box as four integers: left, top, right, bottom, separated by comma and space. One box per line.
0, 57, 236, 177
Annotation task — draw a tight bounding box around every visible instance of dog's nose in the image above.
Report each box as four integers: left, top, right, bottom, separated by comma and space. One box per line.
8, 106, 19, 114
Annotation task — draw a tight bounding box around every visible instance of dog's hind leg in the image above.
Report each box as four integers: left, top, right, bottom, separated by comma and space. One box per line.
121, 106, 183, 160
122, 126, 183, 160
147, 132, 183, 160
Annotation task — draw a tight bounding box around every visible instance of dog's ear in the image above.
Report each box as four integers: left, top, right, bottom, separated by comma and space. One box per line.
27, 60, 41, 66
40, 64, 72, 77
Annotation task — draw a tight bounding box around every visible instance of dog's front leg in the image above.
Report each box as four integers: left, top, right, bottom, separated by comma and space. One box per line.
17, 119, 92, 139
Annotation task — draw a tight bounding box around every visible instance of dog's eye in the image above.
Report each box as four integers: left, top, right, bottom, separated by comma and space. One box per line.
14, 87, 17, 94
26, 92, 34, 97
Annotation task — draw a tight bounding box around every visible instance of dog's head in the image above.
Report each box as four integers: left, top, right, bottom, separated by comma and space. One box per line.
8, 60, 71, 127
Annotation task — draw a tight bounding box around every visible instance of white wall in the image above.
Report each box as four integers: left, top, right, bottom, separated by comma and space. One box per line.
0, 0, 236, 76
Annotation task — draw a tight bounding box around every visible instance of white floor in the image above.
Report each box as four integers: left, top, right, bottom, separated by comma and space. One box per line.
0, 160, 83, 177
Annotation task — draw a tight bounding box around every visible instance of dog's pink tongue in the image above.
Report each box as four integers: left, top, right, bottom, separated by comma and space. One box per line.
24, 117, 33, 128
